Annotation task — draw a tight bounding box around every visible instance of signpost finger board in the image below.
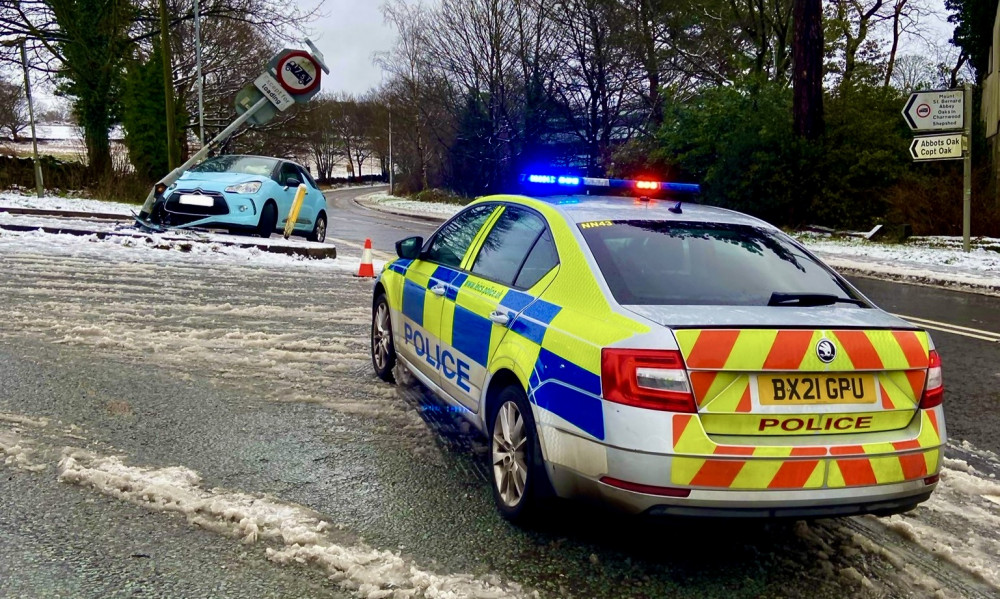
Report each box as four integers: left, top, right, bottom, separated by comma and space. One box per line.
909, 134, 964, 161
902, 89, 963, 132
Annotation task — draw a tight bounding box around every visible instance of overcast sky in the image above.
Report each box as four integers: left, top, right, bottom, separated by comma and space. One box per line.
302, 0, 397, 97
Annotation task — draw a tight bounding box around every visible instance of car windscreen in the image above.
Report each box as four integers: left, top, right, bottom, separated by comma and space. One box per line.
579, 220, 862, 306
190, 156, 278, 176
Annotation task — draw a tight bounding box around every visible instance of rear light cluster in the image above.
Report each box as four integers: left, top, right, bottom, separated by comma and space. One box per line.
601, 349, 696, 413
920, 349, 944, 409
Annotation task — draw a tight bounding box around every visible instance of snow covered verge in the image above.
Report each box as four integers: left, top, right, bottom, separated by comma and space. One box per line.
800, 233, 1000, 295
0, 226, 381, 273
0, 190, 137, 215
356, 192, 463, 220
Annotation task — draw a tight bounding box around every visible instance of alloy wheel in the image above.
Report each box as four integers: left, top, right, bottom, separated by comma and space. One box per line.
492, 400, 528, 507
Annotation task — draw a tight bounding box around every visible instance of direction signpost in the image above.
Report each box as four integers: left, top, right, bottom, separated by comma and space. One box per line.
909, 134, 964, 161
138, 41, 330, 225
902, 86, 972, 252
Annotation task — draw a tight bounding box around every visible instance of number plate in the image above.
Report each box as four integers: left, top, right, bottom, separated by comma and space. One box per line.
179, 194, 214, 207
758, 374, 877, 405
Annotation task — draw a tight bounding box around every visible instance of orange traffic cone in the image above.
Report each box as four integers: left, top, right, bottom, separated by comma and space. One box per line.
357, 238, 375, 278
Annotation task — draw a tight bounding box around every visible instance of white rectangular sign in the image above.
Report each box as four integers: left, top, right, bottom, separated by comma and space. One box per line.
902, 90, 964, 131
909, 134, 964, 161
254, 73, 295, 112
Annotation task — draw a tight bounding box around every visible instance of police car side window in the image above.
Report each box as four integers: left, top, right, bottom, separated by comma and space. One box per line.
424, 205, 495, 269
513, 229, 558, 289
471, 208, 546, 287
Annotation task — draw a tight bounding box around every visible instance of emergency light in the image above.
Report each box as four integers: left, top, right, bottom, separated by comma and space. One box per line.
519, 173, 700, 195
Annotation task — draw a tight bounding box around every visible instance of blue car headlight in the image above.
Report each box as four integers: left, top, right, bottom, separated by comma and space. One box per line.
225, 181, 262, 194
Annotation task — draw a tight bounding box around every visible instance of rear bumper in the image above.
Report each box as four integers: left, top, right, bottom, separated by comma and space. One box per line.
548, 462, 934, 517
537, 405, 945, 517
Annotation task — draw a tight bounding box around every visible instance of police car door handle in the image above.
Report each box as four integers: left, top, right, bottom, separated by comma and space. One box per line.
489, 311, 510, 326
430, 284, 447, 296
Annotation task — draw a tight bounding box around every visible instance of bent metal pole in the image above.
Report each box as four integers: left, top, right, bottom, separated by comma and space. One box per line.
138, 96, 270, 220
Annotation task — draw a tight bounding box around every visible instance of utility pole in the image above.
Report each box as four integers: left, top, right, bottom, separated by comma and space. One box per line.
158, 0, 177, 170
194, 0, 204, 146
19, 41, 43, 196
388, 107, 394, 195
964, 82, 973, 253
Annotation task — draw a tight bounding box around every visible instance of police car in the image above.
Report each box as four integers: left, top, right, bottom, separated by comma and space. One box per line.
370, 175, 945, 521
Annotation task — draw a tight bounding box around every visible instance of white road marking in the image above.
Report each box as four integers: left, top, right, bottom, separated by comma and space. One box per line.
893, 313, 1000, 342
328, 237, 395, 261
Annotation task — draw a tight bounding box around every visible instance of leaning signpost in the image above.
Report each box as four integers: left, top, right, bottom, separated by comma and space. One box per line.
137, 40, 330, 226
902, 85, 973, 252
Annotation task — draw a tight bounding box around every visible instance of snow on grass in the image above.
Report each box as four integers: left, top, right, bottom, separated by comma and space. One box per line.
796, 233, 1000, 293
0, 225, 383, 273
57, 449, 527, 599
0, 190, 136, 215
357, 192, 462, 219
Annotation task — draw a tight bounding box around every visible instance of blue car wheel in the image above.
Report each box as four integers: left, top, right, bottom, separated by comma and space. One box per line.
257, 202, 278, 238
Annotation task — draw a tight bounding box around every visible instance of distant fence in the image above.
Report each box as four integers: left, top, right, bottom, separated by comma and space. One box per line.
0, 154, 89, 191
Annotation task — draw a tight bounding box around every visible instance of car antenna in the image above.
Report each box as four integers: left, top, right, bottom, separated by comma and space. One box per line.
669, 201, 683, 214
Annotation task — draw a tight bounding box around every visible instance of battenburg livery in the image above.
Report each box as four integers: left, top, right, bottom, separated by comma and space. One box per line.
370, 176, 945, 521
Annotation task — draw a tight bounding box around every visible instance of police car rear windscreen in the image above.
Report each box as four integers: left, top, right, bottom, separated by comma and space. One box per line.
579, 221, 862, 306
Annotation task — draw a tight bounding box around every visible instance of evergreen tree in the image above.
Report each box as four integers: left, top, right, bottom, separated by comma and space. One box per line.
121, 46, 184, 182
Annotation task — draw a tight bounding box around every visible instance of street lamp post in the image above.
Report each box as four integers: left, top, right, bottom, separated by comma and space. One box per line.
15, 40, 44, 196
194, 0, 204, 146
388, 107, 393, 195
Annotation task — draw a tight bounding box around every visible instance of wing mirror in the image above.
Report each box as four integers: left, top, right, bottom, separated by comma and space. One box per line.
285, 177, 301, 188
395, 236, 423, 260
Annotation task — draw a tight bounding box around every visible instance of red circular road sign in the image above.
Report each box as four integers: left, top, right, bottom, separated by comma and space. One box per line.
916, 103, 931, 118
276, 51, 321, 95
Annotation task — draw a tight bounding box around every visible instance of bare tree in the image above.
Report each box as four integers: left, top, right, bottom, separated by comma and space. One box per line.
552, 0, 637, 174
0, 77, 28, 140
378, 0, 433, 189
889, 53, 936, 92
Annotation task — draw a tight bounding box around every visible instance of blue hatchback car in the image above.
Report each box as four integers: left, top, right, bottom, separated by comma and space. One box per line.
154, 155, 328, 241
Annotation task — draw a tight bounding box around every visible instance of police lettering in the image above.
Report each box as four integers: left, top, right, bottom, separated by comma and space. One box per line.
757, 415, 874, 432
404, 323, 472, 392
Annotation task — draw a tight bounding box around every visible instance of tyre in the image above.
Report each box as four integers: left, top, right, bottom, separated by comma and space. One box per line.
256, 201, 278, 238
307, 212, 327, 242
371, 293, 396, 382
489, 385, 550, 523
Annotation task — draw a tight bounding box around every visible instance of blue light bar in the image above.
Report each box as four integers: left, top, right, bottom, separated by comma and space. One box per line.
520, 174, 700, 194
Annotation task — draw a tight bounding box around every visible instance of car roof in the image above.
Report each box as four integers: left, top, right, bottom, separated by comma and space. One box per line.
493, 194, 778, 231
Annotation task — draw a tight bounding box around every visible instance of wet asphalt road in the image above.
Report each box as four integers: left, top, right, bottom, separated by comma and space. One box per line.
0, 189, 998, 598
325, 186, 438, 257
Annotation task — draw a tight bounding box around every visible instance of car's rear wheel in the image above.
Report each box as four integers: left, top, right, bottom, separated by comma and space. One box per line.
308, 212, 327, 243
256, 201, 278, 238
371, 293, 396, 382
490, 385, 549, 523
